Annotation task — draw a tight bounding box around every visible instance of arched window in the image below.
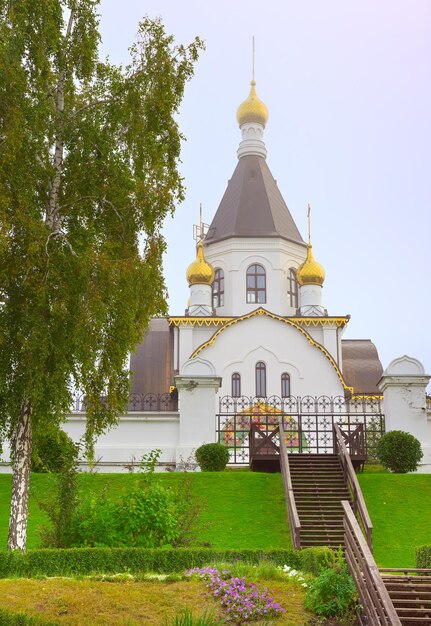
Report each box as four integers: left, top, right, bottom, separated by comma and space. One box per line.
281, 373, 291, 398
212, 268, 225, 308
287, 268, 298, 308
231, 372, 241, 397
246, 264, 266, 304
255, 361, 266, 397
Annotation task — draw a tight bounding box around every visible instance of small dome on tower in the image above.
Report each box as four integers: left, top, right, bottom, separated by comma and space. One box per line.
186, 241, 215, 286
297, 244, 326, 286
237, 80, 268, 127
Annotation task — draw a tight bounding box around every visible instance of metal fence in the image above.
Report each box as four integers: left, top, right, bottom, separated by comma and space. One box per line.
72, 391, 178, 413
217, 395, 385, 465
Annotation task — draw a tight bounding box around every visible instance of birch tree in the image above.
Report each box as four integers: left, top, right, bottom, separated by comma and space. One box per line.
0, 0, 203, 550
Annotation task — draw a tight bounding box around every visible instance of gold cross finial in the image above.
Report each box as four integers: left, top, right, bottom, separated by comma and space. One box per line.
252, 36, 255, 82
307, 203, 311, 244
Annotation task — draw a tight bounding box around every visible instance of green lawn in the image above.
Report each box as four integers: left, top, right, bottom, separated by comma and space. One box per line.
0, 471, 292, 551
357, 473, 431, 567
0, 470, 430, 567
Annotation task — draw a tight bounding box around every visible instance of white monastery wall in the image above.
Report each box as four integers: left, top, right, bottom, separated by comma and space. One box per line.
378, 356, 431, 472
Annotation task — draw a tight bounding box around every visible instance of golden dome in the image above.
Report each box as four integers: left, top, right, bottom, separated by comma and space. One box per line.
186, 241, 215, 286
236, 80, 268, 127
297, 244, 326, 286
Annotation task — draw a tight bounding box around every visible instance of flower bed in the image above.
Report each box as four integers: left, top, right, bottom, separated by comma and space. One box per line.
186, 566, 285, 624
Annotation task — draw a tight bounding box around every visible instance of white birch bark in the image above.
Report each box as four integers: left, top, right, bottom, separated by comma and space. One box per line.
7, 403, 33, 551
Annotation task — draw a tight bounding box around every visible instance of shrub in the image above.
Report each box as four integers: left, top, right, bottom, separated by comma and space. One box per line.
31, 427, 78, 473
377, 430, 423, 473
300, 547, 335, 576
416, 545, 431, 568
304, 559, 358, 619
0, 547, 303, 579
195, 443, 229, 471
39, 449, 202, 549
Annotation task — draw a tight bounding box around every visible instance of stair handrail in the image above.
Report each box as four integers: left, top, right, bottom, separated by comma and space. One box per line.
334, 423, 373, 550
278, 423, 301, 549
342, 501, 401, 626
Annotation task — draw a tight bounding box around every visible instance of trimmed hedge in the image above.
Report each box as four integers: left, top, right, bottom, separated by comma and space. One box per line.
0, 610, 58, 626
416, 546, 431, 569
0, 546, 333, 579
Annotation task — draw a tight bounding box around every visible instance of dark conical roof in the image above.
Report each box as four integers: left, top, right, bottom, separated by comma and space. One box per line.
205, 155, 305, 246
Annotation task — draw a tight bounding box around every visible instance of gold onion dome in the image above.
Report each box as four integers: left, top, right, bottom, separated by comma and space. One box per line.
236, 80, 269, 127
186, 241, 215, 285
297, 244, 326, 286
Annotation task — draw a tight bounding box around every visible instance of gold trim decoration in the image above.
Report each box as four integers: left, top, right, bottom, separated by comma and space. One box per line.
350, 394, 383, 400
169, 315, 349, 329
169, 317, 232, 327
189, 308, 354, 394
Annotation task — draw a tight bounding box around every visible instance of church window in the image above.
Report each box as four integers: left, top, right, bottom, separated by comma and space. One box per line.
231, 372, 241, 397
212, 268, 225, 308
281, 373, 291, 398
255, 361, 267, 397
287, 268, 298, 308
246, 264, 266, 304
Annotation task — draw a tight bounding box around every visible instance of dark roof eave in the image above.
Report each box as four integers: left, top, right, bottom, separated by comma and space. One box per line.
205, 233, 308, 247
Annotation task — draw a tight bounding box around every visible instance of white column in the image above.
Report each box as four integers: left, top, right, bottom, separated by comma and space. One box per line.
378, 355, 431, 472
175, 357, 221, 466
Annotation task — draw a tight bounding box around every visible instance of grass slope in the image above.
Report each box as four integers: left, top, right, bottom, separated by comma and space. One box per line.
0, 470, 430, 567
0, 472, 291, 551
357, 473, 431, 567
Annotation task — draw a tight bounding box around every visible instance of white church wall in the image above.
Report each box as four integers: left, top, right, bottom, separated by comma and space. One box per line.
378, 355, 431, 472
204, 237, 307, 317
0, 412, 180, 474
193, 314, 346, 399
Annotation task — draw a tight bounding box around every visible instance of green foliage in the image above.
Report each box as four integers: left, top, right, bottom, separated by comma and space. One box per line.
0, 609, 58, 626
377, 430, 423, 473
31, 428, 78, 474
163, 609, 223, 626
39, 450, 203, 549
300, 547, 335, 576
416, 545, 431, 568
0, 0, 203, 548
0, 548, 303, 579
38, 447, 79, 548
195, 444, 230, 472
304, 554, 358, 619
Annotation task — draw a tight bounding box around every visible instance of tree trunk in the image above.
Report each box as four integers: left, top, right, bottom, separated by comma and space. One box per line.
7, 402, 33, 551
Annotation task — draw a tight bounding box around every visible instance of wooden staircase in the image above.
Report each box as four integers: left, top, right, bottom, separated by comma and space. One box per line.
288, 453, 349, 548
380, 571, 431, 625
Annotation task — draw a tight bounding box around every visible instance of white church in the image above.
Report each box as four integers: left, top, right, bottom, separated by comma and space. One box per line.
4, 78, 430, 472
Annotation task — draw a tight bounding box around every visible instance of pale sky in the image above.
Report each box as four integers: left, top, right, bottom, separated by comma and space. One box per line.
99, 0, 431, 376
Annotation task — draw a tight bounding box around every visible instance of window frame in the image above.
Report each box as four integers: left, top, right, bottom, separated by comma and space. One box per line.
281, 372, 291, 398
231, 372, 241, 397
212, 268, 225, 308
246, 264, 266, 304
255, 361, 267, 397
287, 268, 298, 308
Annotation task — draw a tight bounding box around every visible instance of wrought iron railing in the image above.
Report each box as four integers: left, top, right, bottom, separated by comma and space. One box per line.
217, 395, 384, 465
71, 392, 178, 413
